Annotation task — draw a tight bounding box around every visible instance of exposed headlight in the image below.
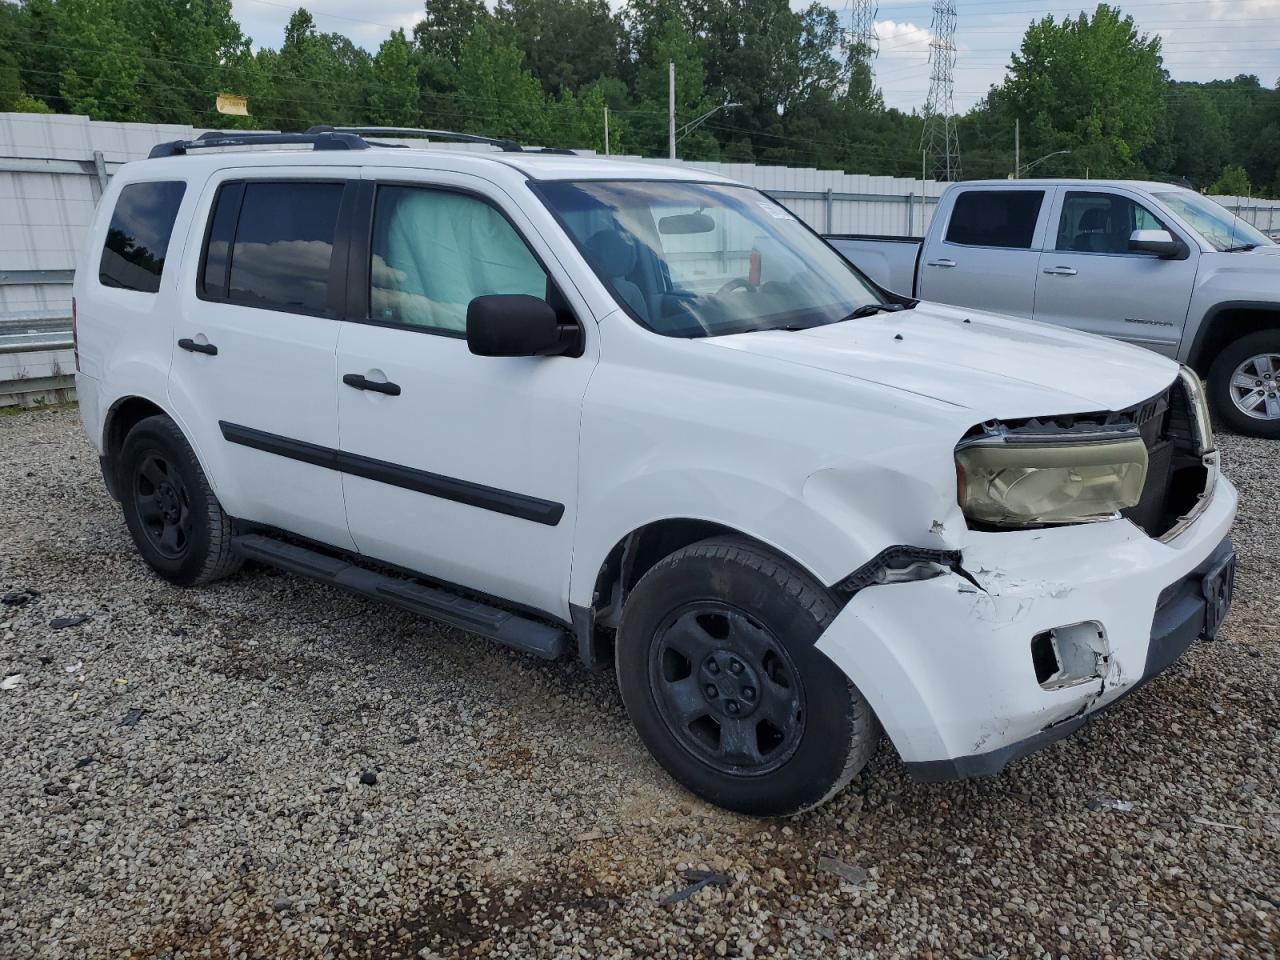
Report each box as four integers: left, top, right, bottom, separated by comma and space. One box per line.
1176, 364, 1215, 455
956, 433, 1149, 527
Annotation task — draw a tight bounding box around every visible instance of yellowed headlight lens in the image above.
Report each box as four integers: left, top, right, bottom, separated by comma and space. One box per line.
956, 436, 1149, 526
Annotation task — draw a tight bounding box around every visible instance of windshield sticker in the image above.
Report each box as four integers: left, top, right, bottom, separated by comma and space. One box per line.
757, 201, 795, 221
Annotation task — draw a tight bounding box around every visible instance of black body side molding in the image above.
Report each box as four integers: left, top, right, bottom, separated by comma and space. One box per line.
232, 534, 568, 660
218, 421, 564, 526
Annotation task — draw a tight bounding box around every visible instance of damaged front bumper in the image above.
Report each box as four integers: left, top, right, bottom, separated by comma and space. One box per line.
814, 473, 1237, 781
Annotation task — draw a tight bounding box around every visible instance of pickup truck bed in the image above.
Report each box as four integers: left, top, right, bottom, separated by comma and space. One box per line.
824, 235, 922, 296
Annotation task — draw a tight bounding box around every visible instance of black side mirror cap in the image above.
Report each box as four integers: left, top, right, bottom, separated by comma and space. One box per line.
466, 294, 583, 358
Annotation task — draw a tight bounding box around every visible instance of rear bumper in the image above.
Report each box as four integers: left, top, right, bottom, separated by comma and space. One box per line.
815, 473, 1237, 778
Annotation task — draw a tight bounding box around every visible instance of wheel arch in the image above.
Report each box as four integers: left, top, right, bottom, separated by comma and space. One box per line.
1186, 301, 1280, 376
101, 395, 170, 499
570, 517, 833, 670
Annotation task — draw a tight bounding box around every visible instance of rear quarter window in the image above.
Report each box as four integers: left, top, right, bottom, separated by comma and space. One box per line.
99, 181, 187, 293
944, 190, 1044, 249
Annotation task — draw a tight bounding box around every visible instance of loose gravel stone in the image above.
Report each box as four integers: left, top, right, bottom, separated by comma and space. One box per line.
1, 405, 1277, 959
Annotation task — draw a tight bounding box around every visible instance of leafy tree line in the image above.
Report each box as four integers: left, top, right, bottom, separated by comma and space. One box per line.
1, 0, 1277, 195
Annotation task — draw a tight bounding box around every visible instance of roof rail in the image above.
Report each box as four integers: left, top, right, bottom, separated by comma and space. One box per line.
149, 130, 369, 159
306, 125, 524, 153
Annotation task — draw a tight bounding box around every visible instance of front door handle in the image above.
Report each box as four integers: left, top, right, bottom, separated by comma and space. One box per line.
177, 338, 218, 356
1042, 266, 1078, 276
342, 373, 401, 396
926, 258, 956, 268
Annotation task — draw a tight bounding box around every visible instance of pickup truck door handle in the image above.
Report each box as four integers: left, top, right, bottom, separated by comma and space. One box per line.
177, 338, 218, 356
1042, 266, 1079, 277
925, 258, 956, 269
342, 373, 401, 396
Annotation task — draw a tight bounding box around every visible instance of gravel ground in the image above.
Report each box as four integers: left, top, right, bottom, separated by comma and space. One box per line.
0, 404, 1277, 960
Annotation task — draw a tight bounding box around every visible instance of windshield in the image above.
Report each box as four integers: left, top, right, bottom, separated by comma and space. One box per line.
1154, 191, 1273, 252
533, 180, 886, 337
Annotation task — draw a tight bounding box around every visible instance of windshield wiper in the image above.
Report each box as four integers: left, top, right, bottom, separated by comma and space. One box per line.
840, 302, 908, 321
1223, 243, 1258, 252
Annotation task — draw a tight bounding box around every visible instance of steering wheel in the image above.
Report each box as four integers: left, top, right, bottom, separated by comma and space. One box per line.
716, 277, 755, 297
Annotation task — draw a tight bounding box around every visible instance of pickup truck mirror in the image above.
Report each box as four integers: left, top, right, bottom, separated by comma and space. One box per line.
467, 294, 581, 358
1128, 229, 1183, 258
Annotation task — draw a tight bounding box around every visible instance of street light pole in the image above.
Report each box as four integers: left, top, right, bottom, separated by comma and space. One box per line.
1018, 149, 1071, 177
1014, 118, 1020, 180
668, 61, 676, 160
674, 102, 741, 145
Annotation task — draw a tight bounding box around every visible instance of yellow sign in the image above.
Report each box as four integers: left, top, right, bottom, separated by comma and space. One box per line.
216, 94, 249, 117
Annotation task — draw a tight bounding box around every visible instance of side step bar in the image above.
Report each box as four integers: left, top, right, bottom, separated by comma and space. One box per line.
231, 534, 568, 660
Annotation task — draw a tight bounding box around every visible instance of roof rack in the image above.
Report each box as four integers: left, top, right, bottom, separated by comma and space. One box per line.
149, 130, 369, 159
307, 125, 524, 153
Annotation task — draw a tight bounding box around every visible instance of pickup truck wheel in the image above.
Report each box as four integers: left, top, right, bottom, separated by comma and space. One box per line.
118, 415, 242, 586
616, 537, 877, 816
1207, 331, 1280, 439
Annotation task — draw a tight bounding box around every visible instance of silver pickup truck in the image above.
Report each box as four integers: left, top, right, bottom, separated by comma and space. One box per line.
827, 179, 1280, 438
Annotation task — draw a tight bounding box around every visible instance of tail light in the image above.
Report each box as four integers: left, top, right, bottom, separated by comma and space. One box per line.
71, 296, 80, 371
748, 247, 761, 286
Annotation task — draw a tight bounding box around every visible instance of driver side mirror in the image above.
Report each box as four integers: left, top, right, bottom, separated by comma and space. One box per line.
467, 294, 582, 358
1129, 229, 1184, 259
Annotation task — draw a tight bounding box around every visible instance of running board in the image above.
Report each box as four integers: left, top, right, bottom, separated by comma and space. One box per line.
231, 534, 568, 660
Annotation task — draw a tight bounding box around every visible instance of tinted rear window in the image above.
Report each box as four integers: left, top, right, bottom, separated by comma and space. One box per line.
945, 190, 1044, 249
202, 181, 345, 316
99, 181, 187, 292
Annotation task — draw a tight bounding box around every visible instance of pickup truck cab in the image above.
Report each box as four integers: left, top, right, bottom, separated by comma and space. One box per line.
827, 180, 1280, 438
74, 132, 1236, 815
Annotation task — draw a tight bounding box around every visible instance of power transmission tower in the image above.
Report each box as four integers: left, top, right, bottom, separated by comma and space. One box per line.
844, 0, 879, 103
920, 0, 960, 181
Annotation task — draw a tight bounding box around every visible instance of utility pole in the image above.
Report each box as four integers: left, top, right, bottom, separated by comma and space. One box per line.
668, 61, 676, 160
919, 0, 960, 181
603, 107, 609, 156
1013, 118, 1019, 180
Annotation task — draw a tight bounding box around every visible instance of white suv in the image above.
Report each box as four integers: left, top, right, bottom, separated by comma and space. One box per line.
74, 129, 1237, 815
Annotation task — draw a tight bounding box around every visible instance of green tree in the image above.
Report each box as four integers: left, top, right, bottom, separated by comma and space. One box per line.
1208, 163, 1251, 196
1165, 84, 1229, 189
494, 0, 622, 98
257, 9, 372, 130
993, 3, 1165, 178
45, 0, 148, 120
629, 16, 717, 159
449, 24, 547, 141
369, 28, 419, 126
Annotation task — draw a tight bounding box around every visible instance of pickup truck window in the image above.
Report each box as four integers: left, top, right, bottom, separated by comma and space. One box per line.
369, 185, 549, 335
1153, 191, 1273, 252
1055, 191, 1166, 254
99, 181, 187, 293
534, 180, 883, 338
944, 190, 1043, 249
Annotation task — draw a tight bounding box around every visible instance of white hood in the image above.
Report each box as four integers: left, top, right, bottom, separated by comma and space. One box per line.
703, 302, 1181, 420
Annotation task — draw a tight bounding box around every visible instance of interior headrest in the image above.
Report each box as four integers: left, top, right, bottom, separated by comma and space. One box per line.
585, 229, 637, 278
1079, 207, 1109, 231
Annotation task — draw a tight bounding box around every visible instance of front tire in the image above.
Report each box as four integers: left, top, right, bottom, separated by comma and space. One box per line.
1206, 330, 1280, 439
117, 415, 242, 586
616, 537, 877, 816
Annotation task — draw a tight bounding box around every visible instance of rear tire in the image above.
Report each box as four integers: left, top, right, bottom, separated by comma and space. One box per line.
615, 537, 877, 816
118, 415, 242, 586
1206, 330, 1280, 439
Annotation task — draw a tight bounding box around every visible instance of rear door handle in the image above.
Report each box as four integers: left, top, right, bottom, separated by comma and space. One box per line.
926, 258, 956, 268
177, 338, 218, 356
1042, 266, 1078, 276
342, 373, 401, 396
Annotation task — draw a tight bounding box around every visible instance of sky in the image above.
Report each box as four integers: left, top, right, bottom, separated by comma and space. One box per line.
229, 0, 1280, 114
